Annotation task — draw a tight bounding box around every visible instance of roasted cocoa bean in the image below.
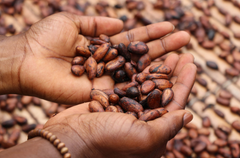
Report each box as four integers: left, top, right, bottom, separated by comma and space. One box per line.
206, 61, 218, 70
232, 120, 240, 132
149, 64, 171, 74
146, 73, 169, 80
89, 100, 105, 112
85, 57, 97, 80
90, 38, 106, 45
71, 65, 85, 76
90, 89, 109, 108
202, 116, 211, 127
119, 97, 143, 113
2, 119, 16, 128
153, 79, 173, 90
124, 62, 137, 78
113, 69, 128, 83
105, 105, 118, 112
105, 56, 126, 72
76, 46, 91, 57
93, 43, 110, 62
141, 80, 155, 95
126, 87, 139, 98
137, 54, 151, 72
13, 115, 27, 125
122, 81, 138, 91
103, 48, 118, 62
22, 124, 36, 133
96, 62, 105, 77
99, 34, 110, 43
136, 72, 149, 83
109, 94, 119, 104
161, 88, 174, 107
72, 56, 85, 65
147, 89, 162, 109
118, 43, 131, 61
127, 41, 149, 55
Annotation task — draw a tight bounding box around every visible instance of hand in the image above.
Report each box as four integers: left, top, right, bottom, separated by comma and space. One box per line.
6, 12, 191, 104
43, 53, 196, 158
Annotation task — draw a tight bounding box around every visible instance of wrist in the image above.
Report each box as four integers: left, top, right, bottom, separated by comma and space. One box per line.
0, 33, 27, 94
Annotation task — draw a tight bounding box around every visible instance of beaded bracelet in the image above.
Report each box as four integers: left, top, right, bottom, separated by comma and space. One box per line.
28, 129, 71, 158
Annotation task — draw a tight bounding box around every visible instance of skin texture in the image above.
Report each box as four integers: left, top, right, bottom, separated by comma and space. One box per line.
0, 12, 196, 158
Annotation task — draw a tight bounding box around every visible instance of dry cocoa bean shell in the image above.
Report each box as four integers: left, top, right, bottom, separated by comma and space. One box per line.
126, 87, 139, 98
161, 88, 174, 107
216, 97, 230, 106
72, 56, 85, 65
105, 56, 126, 72
118, 43, 131, 61
76, 46, 91, 57
99, 34, 110, 43
116, 105, 124, 113
153, 79, 173, 90
122, 81, 138, 91
105, 105, 118, 112
219, 90, 232, 99
114, 87, 127, 98
126, 111, 138, 118
225, 68, 239, 77
214, 139, 227, 147
206, 61, 218, 70
2, 119, 16, 128
109, 94, 119, 104
89, 100, 105, 112
8, 128, 21, 142
96, 62, 105, 77
71, 65, 85, 76
202, 116, 211, 127
146, 73, 169, 80
214, 109, 225, 118
93, 43, 110, 62
214, 129, 228, 140
232, 120, 240, 132
21, 124, 37, 133
119, 97, 143, 113
149, 64, 171, 74
180, 145, 193, 157
85, 57, 97, 80
90, 90, 109, 108
127, 41, 149, 55
88, 44, 98, 54
113, 69, 128, 83
137, 54, 151, 72
207, 144, 218, 153
124, 62, 137, 79
136, 72, 149, 83
141, 80, 155, 95
139, 109, 160, 121
230, 143, 240, 158
90, 38, 106, 45
103, 48, 118, 62
13, 115, 27, 125
147, 89, 162, 109
194, 141, 207, 153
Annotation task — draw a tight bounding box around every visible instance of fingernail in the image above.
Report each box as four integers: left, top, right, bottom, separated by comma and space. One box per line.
183, 112, 193, 126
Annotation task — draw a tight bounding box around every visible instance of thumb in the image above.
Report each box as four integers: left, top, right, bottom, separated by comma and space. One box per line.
148, 110, 193, 143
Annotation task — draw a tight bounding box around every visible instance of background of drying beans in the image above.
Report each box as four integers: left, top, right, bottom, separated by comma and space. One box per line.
1, 0, 240, 157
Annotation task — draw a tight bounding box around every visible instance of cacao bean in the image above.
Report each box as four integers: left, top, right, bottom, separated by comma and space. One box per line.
127, 41, 149, 55
126, 87, 139, 98
136, 72, 149, 83
93, 43, 110, 62
85, 57, 97, 80
119, 97, 143, 113
89, 100, 105, 112
96, 62, 105, 77
206, 61, 218, 70
103, 48, 118, 62
147, 89, 162, 109
109, 94, 119, 104
124, 62, 137, 78
105, 106, 118, 112
149, 64, 171, 74
232, 120, 240, 132
118, 43, 131, 61
137, 54, 151, 72
105, 56, 126, 72
71, 65, 85, 76
76, 46, 91, 57
146, 73, 169, 80
161, 88, 174, 107
72, 56, 85, 65
141, 80, 155, 95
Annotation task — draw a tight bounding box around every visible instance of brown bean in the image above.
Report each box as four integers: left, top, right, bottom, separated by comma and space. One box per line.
153, 79, 173, 90
103, 48, 118, 62
147, 89, 162, 109
119, 97, 143, 113
141, 80, 155, 95
2, 119, 16, 128
180, 145, 193, 156
71, 65, 85, 76
89, 100, 105, 112
225, 13, 232, 26
72, 56, 85, 65
13, 115, 27, 125
21, 124, 37, 133
76, 46, 91, 57
109, 94, 119, 104
232, 50, 240, 62
225, 68, 239, 77
113, 69, 128, 83
136, 72, 149, 83
85, 57, 97, 80
219, 148, 231, 158
201, 41, 215, 49
96, 62, 105, 77
137, 54, 151, 72
216, 97, 230, 106
219, 90, 232, 99
149, 64, 171, 74
99, 34, 110, 43
105, 106, 118, 112
206, 61, 218, 70
161, 88, 174, 107
116, 105, 124, 113
189, 128, 198, 139
122, 81, 138, 91
196, 77, 207, 87
214, 109, 225, 118
218, 125, 232, 135
105, 56, 126, 72
114, 87, 127, 98
230, 106, 240, 115
230, 143, 240, 158
93, 43, 110, 62
198, 128, 210, 136
8, 128, 21, 143
127, 41, 149, 55
118, 43, 131, 61
232, 120, 240, 132
21, 96, 32, 105
215, 129, 228, 140
172, 149, 185, 158
202, 116, 211, 127
88, 44, 98, 54
126, 87, 139, 98
90, 38, 106, 45
175, 132, 188, 140
139, 109, 161, 121
194, 141, 207, 153
90, 89, 109, 108
146, 73, 169, 80
124, 62, 137, 78
214, 139, 228, 147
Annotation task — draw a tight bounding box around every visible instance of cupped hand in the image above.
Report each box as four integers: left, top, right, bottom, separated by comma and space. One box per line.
19, 12, 191, 104
43, 53, 196, 158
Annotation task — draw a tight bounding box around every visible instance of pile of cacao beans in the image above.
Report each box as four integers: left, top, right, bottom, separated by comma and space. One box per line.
1, 0, 240, 157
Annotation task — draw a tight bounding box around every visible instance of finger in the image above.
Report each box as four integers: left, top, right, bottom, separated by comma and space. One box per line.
148, 110, 193, 143
60, 12, 123, 36
165, 63, 197, 111
170, 53, 194, 83
163, 53, 180, 77
110, 22, 174, 45
147, 31, 190, 60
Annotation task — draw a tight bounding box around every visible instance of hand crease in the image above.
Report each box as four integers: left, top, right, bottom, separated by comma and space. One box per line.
159, 38, 167, 54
